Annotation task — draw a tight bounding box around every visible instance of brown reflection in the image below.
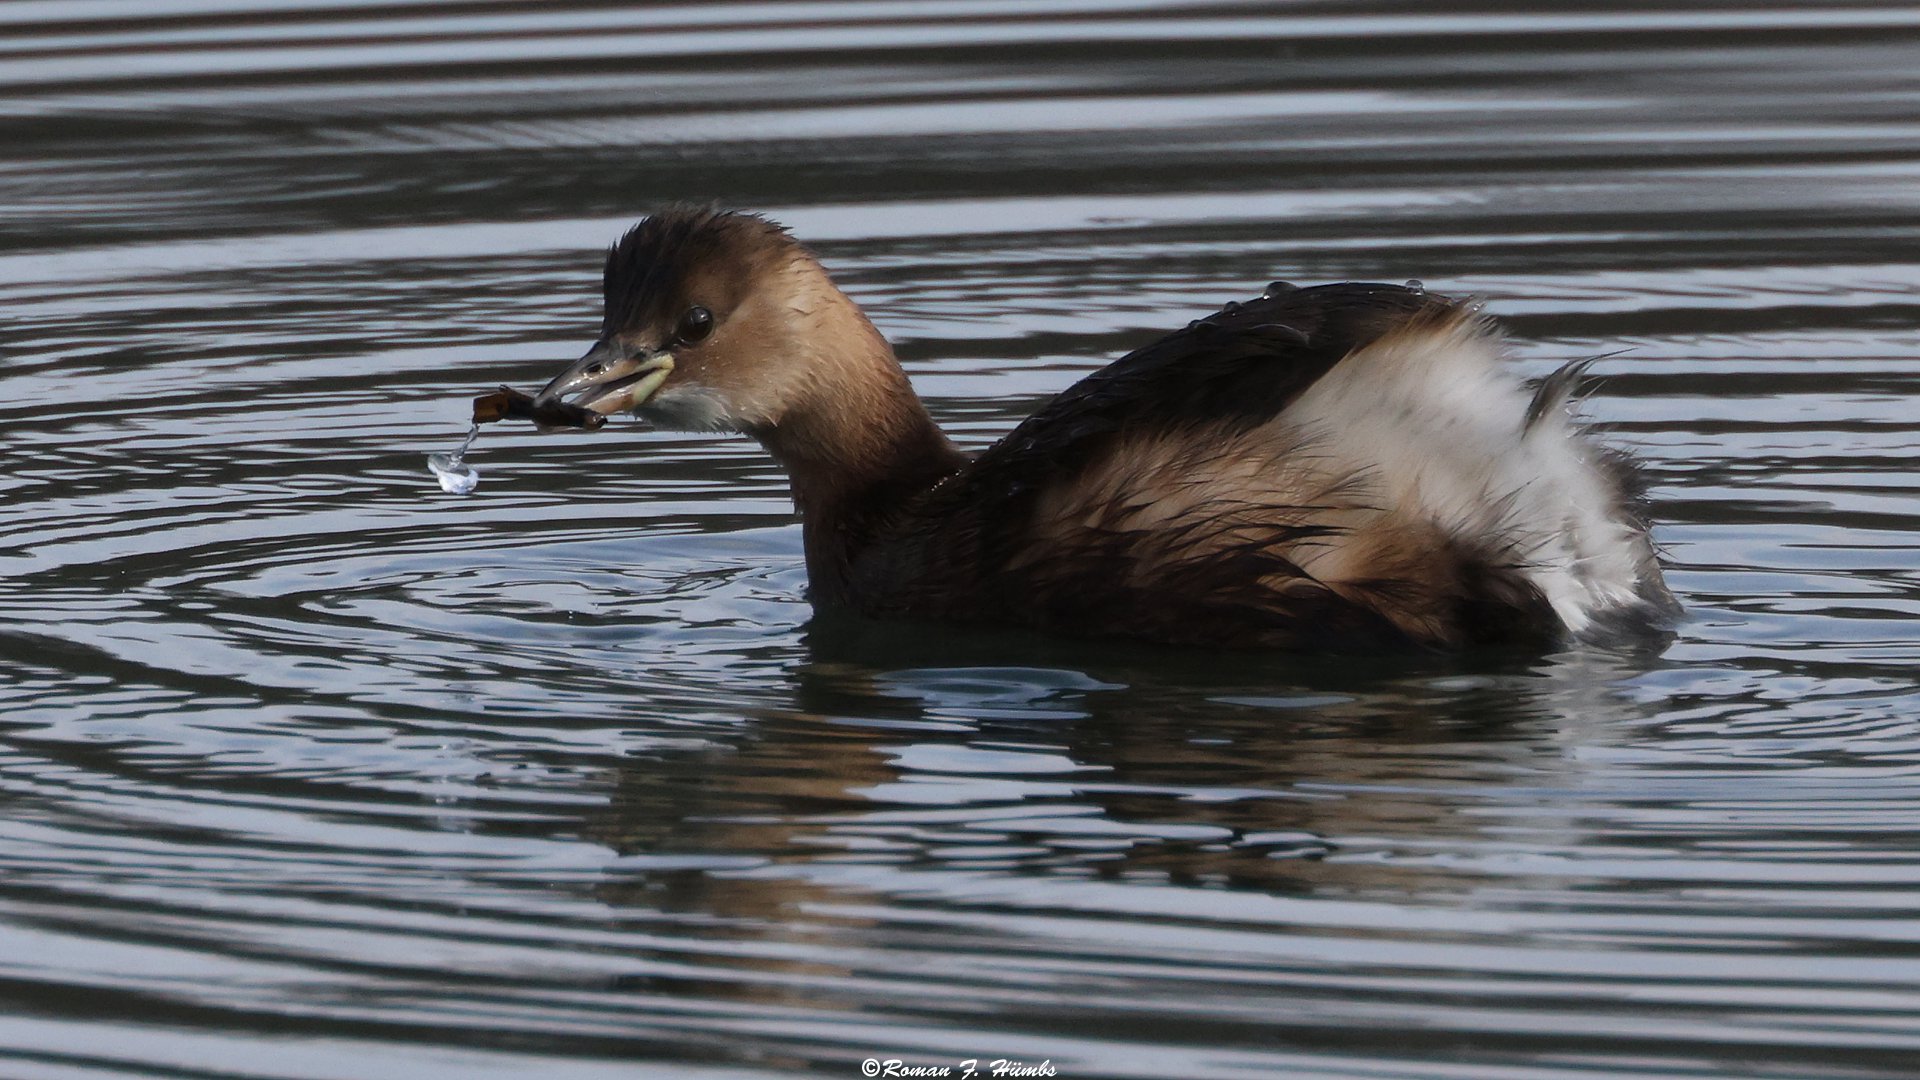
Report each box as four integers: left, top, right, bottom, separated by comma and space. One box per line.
576, 613, 1666, 1015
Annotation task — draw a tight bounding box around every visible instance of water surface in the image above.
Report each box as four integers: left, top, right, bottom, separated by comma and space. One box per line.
4, 3, 1920, 1078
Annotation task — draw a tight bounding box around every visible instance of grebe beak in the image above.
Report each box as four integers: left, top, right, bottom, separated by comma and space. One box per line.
535, 339, 676, 416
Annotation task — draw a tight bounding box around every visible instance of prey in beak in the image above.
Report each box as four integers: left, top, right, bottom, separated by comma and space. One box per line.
510, 209, 797, 436
535, 338, 676, 417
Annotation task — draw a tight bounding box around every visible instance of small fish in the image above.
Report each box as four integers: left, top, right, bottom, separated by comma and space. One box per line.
472, 385, 605, 430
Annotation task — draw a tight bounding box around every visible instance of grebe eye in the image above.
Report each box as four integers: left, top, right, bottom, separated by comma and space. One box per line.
675, 305, 713, 345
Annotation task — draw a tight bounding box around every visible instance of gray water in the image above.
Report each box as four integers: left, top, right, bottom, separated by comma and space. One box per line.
4, 3, 1920, 1078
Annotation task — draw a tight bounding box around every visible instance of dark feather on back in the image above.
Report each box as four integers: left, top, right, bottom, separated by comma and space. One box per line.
1002, 281, 1456, 455
841, 282, 1505, 650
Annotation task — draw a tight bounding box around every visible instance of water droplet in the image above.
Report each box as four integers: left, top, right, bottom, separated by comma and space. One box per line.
427, 423, 481, 495
1262, 280, 1298, 298
1220, 300, 1243, 317
1404, 279, 1425, 292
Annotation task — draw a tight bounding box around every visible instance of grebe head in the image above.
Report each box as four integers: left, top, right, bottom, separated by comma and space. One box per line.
535, 206, 867, 433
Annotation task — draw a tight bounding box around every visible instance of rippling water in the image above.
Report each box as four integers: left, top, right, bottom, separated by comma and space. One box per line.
5, 3, 1920, 1078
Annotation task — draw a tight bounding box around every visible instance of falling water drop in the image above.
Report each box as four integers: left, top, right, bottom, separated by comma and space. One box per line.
426, 423, 481, 495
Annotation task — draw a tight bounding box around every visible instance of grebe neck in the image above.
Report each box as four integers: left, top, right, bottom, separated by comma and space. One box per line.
750, 312, 966, 605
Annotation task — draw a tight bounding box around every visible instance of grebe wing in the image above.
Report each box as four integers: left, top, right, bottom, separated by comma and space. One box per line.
991, 282, 1454, 462
859, 281, 1666, 649
865, 283, 1471, 649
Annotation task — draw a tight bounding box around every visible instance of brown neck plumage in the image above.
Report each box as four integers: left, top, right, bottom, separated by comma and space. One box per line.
746, 279, 967, 606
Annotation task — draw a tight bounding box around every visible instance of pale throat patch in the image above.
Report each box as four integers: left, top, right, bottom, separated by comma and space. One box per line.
637, 384, 742, 432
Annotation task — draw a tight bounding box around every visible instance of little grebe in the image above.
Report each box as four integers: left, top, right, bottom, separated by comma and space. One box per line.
530, 207, 1674, 650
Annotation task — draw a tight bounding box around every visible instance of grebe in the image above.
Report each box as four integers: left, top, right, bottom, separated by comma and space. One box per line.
526, 207, 1674, 651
